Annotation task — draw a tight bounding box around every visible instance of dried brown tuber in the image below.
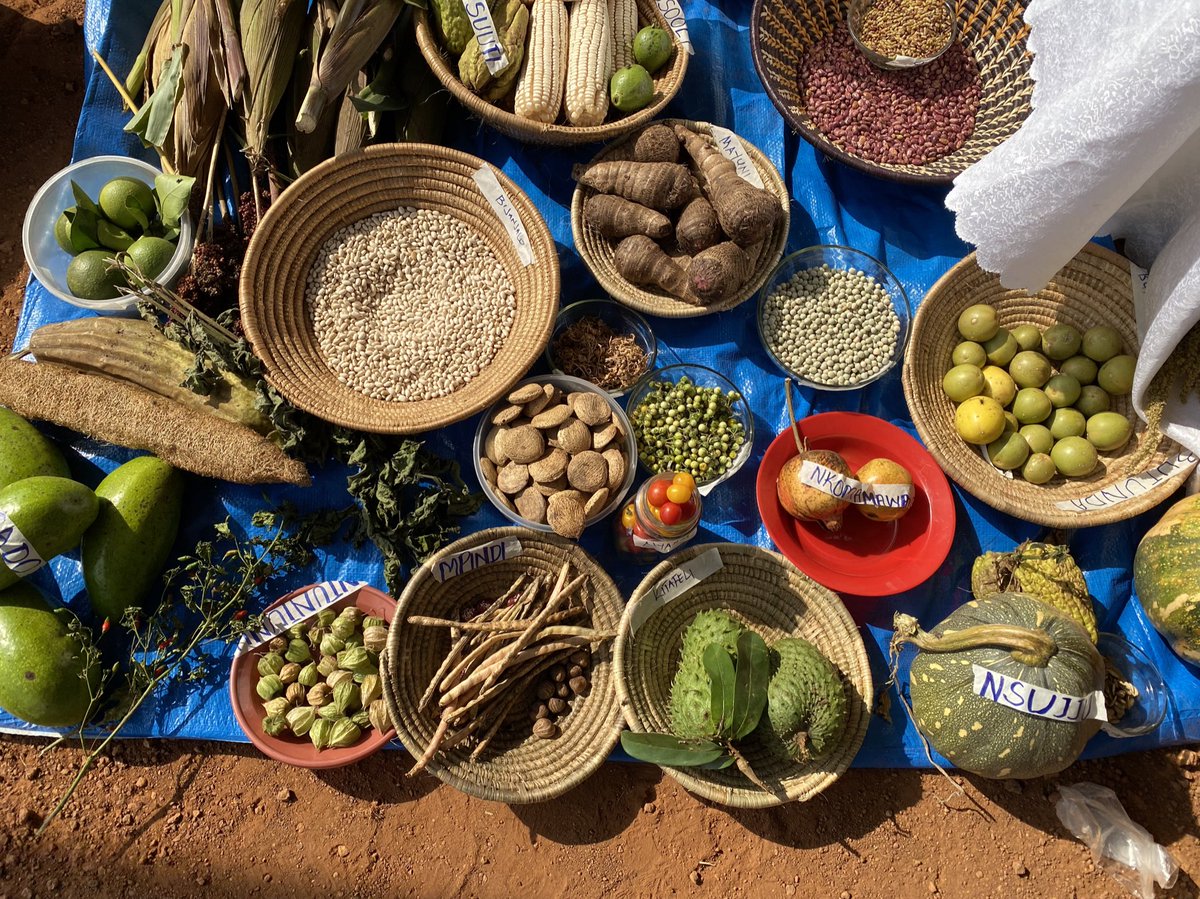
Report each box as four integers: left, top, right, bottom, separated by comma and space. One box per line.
688, 241, 752, 304
584, 194, 672, 240
614, 235, 693, 299
674, 124, 781, 247
632, 123, 680, 163
675, 196, 723, 255
574, 161, 698, 211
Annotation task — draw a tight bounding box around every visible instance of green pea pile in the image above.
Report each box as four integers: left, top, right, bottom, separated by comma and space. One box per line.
630, 375, 747, 483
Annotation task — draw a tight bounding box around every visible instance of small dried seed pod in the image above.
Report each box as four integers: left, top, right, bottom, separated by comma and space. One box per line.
569, 650, 591, 668
550, 664, 568, 683
531, 404, 574, 429
556, 682, 571, 699
491, 404, 524, 426
573, 393, 612, 426
502, 425, 545, 464
554, 419, 592, 455
532, 718, 559, 739
497, 461, 531, 495
536, 681, 556, 701
269, 636, 288, 654
547, 697, 568, 715
568, 676, 590, 696
569, 665, 584, 679
530, 701, 549, 721
535, 702, 552, 720
567, 451, 608, 492
508, 383, 544, 405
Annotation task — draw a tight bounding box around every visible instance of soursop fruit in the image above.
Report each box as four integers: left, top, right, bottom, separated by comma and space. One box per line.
762, 638, 847, 764
669, 610, 745, 739
971, 542, 1097, 643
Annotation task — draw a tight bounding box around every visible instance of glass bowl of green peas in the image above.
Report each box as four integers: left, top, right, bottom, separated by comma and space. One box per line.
625, 364, 754, 491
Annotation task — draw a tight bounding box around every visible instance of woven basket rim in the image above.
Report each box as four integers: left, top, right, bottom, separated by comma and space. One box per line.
571, 119, 791, 319
613, 543, 873, 808
383, 526, 626, 803
239, 142, 559, 435
414, 0, 689, 147
902, 243, 1196, 528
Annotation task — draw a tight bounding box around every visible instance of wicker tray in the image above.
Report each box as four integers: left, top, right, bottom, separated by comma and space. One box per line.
750, 0, 1033, 184
381, 527, 625, 803
572, 119, 791, 318
902, 244, 1195, 528
239, 143, 559, 434
613, 543, 872, 808
415, 0, 688, 146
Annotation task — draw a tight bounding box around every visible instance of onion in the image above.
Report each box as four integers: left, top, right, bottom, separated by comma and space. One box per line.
856, 458, 914, 522
777, 449, 854, 531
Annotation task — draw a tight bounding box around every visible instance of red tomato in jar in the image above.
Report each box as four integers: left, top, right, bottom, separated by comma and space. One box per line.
632, 521, 650, 539
647, 480, 670, 507
658, 501, 683, 525
676, 500, 697, 520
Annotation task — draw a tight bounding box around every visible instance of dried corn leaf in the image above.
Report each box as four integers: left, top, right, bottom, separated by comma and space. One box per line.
334, 70, 370, 155
240, 0, 306, 159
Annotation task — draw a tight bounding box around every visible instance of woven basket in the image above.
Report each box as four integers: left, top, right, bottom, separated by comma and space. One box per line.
750, 0, 1033, 184
415, 0, 688, 146
572, 119, 791, 318
381, 527, 625, 803
613, 543, 872, 808
903, 244, 1195, 528
239, 143, 559, 434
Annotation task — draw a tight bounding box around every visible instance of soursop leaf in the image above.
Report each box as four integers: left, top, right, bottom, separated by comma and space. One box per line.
620, 732, 727, 768
703, 643, 736, 737
730, 631, 770, 740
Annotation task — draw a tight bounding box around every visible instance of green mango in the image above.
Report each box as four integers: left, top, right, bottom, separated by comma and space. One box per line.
0, 408, 69, 491
82, 456, 183, 624
0, 476, 99, 591
0, 582, 99, 727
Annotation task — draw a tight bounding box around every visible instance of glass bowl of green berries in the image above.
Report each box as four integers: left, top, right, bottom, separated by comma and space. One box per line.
625, 364, 754, 491
757, 245, 911, 392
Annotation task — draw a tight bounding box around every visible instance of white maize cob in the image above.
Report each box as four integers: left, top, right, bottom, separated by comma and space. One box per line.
608, 0, 638, 72
564, 0, 612, 127
514, 0, 569, 123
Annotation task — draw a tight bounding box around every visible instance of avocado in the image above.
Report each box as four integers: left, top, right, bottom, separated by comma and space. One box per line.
82, 456, 183, 623
0, 408, 69, 490
0, 582, 98, 726
0, 477, 99, 591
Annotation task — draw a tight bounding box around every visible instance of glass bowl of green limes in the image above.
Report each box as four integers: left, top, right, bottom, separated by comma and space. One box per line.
22, 156, 194, 312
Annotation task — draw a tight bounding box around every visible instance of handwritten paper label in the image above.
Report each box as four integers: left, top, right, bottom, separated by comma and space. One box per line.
462, 0, 509, 74
0, 512, 43, 578
711, 126, 765, 189
432, 537, 522, 583
655, 0, 693, 55
472, 165, 533, 266
630, 548, 723, 635
1054, 451, 1198, 513
234, 581, 368, 656
972, 664, 1107, 723
632, 527, 697, 555
1130, 260, 1151, 332
798, 460, 914, 511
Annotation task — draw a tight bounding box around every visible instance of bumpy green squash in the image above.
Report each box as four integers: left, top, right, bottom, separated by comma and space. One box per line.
669, 610, 745, 739
1135, 494, 1200, 664
894, 593, 1104, 780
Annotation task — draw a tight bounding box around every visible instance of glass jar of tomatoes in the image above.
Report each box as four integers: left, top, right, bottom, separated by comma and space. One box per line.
613, 471, 702, 563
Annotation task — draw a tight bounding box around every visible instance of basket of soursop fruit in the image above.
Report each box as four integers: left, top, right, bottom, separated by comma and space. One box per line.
613, 543, 873, 808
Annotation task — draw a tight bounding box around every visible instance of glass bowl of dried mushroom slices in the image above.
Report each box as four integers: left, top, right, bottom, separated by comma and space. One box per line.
473, 375, 638, 540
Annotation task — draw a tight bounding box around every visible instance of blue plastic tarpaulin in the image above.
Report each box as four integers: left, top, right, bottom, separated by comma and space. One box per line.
4, 0, 1198, 767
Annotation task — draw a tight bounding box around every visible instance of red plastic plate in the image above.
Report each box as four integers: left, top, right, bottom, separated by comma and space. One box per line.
755, 412, 956, 597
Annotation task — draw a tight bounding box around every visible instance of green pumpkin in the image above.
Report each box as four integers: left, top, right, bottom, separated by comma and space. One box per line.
893, 593, 1104, 780
1134, 494, 1200, 664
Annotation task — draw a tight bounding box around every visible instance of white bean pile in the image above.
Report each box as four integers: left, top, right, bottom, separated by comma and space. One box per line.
307, 207, 516, 402
761, 264, 900, 386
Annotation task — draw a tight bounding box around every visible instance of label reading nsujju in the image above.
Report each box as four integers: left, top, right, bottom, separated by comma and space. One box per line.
234, 581, 368, 656
971, 664, 1107, 723
629, 547, 724, 635
432, 537, 523, 583
1054, 451, 1198, 513
0, 512, 44, 578
472, 165, 533, 266
710, 126, 765, 189
655, 0, 693, 55
461, 0, 509, 74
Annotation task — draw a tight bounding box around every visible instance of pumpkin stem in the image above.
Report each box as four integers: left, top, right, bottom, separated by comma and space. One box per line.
891, 613, 1058, 668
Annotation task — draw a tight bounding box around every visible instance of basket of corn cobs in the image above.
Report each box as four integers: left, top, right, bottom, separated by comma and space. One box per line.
613, 543, 872, 807
572, 120, 790, 318
415, 0, 689, 145
381, 527, 625, 802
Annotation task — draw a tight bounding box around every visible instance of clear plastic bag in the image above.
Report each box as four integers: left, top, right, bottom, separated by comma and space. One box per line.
1055, 782, 1179, 899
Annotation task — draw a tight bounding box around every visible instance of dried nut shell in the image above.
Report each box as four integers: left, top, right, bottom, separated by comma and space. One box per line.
568, 676, 590, 696
554, 419, 592, 455
556, 682, 571, 698
531, 702, 551, 721
532, 718, 559, 739
485, 427, 509, 466
531, 404, 574, 429
507, 383, 544, 404
584, 486, 610, 517
603, 447, 627, 491
547, 697, 569, 714
529, 447, 569, 483
568, 451, 607, 492
524, 389, 553, 417
566, 392, 586, 411
573, 393, 611, 426
569, 650, 590, 668
568, 664, 584, 679
502, 425, 545, 464
491, 404, 524, 426
479, 456, 498, 488
593, 423, 619, 451
536, 476, 567, 496
514, 486, 548, 524
536, 681, 555, 701
547, 492, 586, 539
497, 461, 530, 494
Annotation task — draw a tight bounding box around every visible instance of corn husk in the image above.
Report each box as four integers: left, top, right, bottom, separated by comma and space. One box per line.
239, 0, 306, 162
334, 69, 370, 156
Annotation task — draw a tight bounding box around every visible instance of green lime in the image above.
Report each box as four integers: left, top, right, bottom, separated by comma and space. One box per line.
1044, 373, 1081, 408
1082, 325, 1124, 363
957, 304, 999, 342
1098, 355, 1136, 396
1008, 350, 1052, 388
983, 328, 1018, 366
610, 65, 654, 113
1022, 453, 1057, 484
1059, 355, 1098, 386
942, 364, 985, 403
1086, 412, 1133, 452
1019, 424, 1054, 455
54, 209, 75, 254
99, 177, 156, 231
1051, 436, 1098, 477
97, 219, 136, 251
1011, 324, 1043, 351
633, 26, 673, 73
66, 249, 126, 300
125, 236, 176, 280
987, 430, 1030, 471
1075, 385, 1111, 418
1041, 324, 1082, 361
1048, 407, 1086, 440
1012, 388, 1051, 424
951, 341, 986, 367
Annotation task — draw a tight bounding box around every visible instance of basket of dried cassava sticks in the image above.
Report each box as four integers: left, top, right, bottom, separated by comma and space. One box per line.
381, 528, 625, 802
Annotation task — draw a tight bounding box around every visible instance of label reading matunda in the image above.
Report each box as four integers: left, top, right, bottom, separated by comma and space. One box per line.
629, 547, 724, 635
0, 512, 44, 578
432, 536, 523, 583
971, 664, 1107, 723
710, 126, 765, 189
655, 0, 693, 55
234, 581, 368, 657
798, 460, 914, 511
462, 0, 509, 75
472, 166, 533, 266
1054, 451, 1198, 512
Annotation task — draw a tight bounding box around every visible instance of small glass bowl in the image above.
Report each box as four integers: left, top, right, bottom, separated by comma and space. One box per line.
545, 299, 657, 398
1098, 632, 1168, 738
847, 0, 957, 70
625, 363, 754, 492
756, 245, 911, 392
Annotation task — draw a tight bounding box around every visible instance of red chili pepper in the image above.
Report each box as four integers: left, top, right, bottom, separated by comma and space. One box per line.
157, 640, 168, 650
233, 610, 248, 621
101, 618, 111, 636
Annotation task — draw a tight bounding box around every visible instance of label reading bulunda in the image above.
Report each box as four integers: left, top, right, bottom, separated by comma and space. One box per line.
1054, 451, 1197, 512
473, 166, 534, 266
